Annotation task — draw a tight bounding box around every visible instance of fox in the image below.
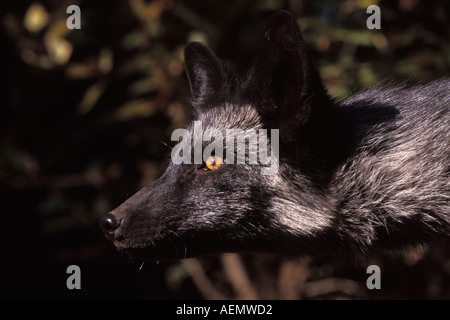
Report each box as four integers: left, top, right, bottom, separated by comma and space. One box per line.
100, 10, 450, 261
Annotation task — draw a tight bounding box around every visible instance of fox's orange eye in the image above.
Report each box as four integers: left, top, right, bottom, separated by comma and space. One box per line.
205, 156, 223, 170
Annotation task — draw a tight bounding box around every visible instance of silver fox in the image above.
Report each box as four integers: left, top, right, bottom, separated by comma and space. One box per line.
100, 11, 450, 261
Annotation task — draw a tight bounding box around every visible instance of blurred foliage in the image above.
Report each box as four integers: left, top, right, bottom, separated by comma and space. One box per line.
0, 0, 449, 299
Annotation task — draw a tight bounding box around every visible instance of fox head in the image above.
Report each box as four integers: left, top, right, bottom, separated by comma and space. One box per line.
100, 11, 338, 261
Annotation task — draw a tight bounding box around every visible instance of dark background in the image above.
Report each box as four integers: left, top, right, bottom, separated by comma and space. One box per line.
1, 0, 449, 299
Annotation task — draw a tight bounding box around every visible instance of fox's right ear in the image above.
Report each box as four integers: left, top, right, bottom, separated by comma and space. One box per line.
247, 11, 330, 138
184, 42, 227, 109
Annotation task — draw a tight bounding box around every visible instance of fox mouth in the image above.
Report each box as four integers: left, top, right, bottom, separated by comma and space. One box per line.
114, 235, 189, 261
100, 211, 190, 261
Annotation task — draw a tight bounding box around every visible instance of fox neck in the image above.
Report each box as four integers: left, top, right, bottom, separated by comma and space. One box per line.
268, 151, 379, 255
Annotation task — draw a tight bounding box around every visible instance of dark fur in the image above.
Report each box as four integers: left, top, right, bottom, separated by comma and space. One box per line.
100, 11, 450, 260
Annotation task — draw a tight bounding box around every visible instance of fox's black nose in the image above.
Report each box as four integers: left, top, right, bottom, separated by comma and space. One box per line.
100, 213, 121, 240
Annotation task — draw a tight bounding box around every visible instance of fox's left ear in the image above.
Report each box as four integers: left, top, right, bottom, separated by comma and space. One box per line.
184, 42, 227, 110
247, 11, 331, 134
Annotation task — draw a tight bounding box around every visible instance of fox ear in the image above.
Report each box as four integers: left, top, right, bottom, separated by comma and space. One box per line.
184, 42, 227, 109
247, 11, 330, 133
